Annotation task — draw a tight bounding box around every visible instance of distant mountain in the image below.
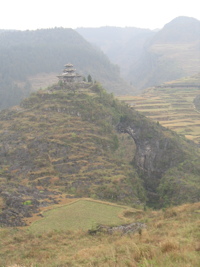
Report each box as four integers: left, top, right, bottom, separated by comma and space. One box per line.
76, 26, 155, 79
77, 17, 200, 92
0, 28, 131, 110
149, 16, 200, 44
127, 16, 200, 90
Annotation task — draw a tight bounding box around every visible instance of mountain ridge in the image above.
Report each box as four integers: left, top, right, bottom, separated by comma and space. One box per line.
77, 16, 200, 92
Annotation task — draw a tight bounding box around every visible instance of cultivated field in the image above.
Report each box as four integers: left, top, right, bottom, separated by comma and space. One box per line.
29, 199, 128, 233
119, 74, 200, 143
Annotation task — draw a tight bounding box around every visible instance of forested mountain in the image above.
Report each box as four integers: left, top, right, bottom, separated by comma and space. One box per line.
0, 28, 131, 110
77, 17, 200, 92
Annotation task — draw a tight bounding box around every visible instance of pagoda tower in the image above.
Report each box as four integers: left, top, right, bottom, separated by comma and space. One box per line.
57, 64, 82, 83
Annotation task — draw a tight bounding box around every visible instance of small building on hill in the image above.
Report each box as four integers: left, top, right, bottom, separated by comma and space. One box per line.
57, 64, 82, 83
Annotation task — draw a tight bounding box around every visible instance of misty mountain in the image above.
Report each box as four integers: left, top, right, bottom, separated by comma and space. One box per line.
128, 16, 200, 90
0, 28, 131, 110
76, 27, 155, 79
77, 17, 200, 92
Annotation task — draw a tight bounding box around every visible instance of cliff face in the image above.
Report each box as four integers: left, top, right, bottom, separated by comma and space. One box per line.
117, 111, 200, 206
194, 94, 200, 112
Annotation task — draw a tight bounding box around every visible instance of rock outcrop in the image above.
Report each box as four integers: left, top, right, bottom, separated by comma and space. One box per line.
0, 184, 61, 227
88, 222, 146, 235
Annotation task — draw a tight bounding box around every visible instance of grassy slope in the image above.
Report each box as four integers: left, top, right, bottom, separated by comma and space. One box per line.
0, 202, 199, 267
118, 74, 200, 143
29, 199, 126, 232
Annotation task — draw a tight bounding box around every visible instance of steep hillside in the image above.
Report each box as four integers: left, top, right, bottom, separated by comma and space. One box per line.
0, 81, 199, 227
0, 28, 131, 110
128, 16, 200, 90
118, 73, 200, 144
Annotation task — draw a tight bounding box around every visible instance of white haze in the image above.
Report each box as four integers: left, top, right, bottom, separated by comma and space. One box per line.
0, 0, 200, 30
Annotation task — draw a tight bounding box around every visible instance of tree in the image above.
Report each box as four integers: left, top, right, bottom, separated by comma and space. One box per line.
87, 74, 92, 83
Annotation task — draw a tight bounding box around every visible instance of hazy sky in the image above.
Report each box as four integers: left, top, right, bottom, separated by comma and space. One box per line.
1, 0, 200, 30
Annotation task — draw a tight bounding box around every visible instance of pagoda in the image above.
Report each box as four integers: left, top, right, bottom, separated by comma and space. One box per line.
57, 64, 82, 83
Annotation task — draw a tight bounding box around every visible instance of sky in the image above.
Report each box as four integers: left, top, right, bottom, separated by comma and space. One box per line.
0, 0, 200, 31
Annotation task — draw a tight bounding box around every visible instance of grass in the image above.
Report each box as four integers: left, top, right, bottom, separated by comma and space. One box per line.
0, 202, 199, 267
29, 199, 126, 233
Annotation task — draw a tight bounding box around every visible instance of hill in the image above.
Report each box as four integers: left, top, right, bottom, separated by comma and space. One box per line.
77, 17, 200, 92
0, 81, 200, 227
0, 28, 131, 110
118, 73, 200, 144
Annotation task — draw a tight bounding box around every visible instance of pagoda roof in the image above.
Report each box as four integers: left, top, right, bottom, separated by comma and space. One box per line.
64, 63, 73, 67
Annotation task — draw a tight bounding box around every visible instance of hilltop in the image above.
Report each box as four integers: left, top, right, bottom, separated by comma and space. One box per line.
0, 81, 200, 227
0, 28, 131, 110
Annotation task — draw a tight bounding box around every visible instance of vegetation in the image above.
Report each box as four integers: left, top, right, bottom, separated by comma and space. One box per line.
0, 28, 130, 110
0, 81, 199, 215
0, 202, 199, 266
0, 18, 199, 267
0, 82, 146, 217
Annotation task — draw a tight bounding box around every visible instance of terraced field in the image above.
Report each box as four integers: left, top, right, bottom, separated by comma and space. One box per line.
119, 74, 200, 143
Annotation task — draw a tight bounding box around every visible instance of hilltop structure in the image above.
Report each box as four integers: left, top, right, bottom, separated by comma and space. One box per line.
57, 64, 82, 83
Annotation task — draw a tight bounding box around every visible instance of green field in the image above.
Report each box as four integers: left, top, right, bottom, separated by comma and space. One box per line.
118, 74, 200, 143
29, 199, 126, 233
